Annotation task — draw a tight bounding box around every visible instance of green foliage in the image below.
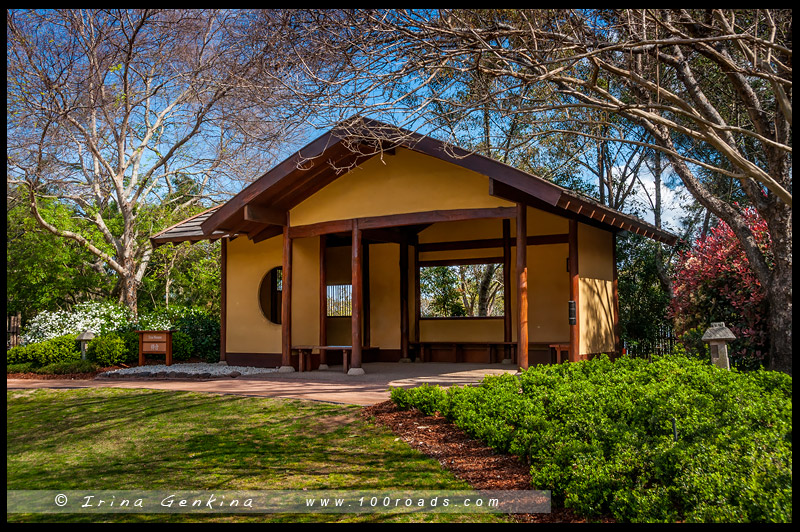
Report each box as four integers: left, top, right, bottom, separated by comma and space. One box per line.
616, 233, 674, 356
34, 360, 99, 375
392, 354, 792, 522
6, 334, 80, 367
171, 330, 194, 361
420, 266, 466, 317
85, 333, 128, 367
6, 189, 115, 322
7, 362, 35, 373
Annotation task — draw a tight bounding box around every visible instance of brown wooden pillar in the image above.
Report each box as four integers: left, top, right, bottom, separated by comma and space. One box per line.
280, 225, 294, 371
413, 243, 421, 347
220, 237, 227, 362
516, 204, 529, 370
363, 242, 371, 349
568, 219, 580, 363
502, 218, 512, 362
319, 235, 328, 367
399, 239, 410, 360
612, 231, 620, 358
350, 223, 364, 373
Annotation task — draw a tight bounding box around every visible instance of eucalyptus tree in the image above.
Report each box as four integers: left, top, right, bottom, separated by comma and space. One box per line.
7, 9, 299, 316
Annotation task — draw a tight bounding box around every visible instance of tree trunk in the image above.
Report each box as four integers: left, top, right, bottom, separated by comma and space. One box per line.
765, 207, 792, 375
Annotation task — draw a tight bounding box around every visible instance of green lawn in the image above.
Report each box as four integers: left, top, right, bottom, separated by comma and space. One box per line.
7, 388, 511, 523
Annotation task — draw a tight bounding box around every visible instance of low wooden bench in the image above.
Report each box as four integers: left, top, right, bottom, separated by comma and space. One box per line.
548, 344, 570, 364
411, 341, 517, 364
292, 345, 367, 373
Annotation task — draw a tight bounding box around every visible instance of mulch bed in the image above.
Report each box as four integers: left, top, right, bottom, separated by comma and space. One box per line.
361, 400, 615, 523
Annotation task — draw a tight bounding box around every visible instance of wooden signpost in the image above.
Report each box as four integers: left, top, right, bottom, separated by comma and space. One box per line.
137, 330, 173, 366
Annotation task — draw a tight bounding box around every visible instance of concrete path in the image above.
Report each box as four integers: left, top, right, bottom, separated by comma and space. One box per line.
6, 362, 519, 406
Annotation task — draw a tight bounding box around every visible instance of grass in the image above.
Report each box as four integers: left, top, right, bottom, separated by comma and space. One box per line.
6, 388, 511, 523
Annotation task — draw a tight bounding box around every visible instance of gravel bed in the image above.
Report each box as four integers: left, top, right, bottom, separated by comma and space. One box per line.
97, 362, 277, 379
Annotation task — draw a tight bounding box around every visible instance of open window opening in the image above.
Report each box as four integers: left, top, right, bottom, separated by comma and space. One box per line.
419, 262, 505, 318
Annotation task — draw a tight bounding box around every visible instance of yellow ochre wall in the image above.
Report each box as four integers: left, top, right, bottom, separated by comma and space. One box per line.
578, 224, 615, 355
225, 146, 616, 359
289, 147, 514, 226
225, 234, 319, 354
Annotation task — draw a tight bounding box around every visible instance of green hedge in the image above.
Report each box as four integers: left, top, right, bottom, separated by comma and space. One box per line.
85, 333, 128, 367
390, 353, 792, 523
6, 334, 80, 367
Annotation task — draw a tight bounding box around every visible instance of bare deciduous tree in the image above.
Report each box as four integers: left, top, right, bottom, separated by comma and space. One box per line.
260, 9, 791, 374
7, 9, 299, 315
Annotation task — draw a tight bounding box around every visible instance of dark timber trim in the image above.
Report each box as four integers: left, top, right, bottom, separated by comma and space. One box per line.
569, 219, 580, 362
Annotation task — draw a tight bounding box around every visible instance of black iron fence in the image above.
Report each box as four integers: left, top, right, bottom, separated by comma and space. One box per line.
622, 324, 677, 361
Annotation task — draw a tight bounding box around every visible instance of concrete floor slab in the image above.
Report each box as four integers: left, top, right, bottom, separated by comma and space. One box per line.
7, 362, 520, 406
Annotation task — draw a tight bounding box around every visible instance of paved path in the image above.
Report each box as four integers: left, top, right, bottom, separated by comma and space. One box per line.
7, 362, 519, 406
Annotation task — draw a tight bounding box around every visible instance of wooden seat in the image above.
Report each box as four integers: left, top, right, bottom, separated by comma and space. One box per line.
293, 345, 366, 373
410, 341, 517, 363
548, 344, 570, 364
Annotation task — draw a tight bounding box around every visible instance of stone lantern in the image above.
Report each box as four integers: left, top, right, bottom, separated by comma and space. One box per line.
76, 330, 95, 360
701, 322, 736, 370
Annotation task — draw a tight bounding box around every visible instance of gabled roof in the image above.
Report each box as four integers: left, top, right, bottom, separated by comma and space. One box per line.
152, 117, 678, 246
150, 206, 227, 247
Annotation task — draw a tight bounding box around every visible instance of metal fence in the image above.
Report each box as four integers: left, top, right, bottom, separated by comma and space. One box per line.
622, 324, 677, 361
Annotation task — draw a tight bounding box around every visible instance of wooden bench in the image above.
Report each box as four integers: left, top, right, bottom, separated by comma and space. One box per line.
411, 341, 517, 364
548, 344, 570, 364
292, 345, 365, 373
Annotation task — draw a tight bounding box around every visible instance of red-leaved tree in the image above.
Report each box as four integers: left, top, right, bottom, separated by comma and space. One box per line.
670, 208, 771, 369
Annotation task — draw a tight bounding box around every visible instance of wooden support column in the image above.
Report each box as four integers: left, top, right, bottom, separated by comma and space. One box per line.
399, 239, 410, 360
363, 242, 371, 349
612, 232, 620, 358
502, 219, 512, 362
413, 243, 421, 356
569, 219, 580, 363
350, 223, 364, 374
220, 237, 227, 361
319, 236, 328, 368
516, 204, 529, 370
280, 225, 295, 372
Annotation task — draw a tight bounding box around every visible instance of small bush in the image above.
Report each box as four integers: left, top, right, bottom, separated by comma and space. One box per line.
171, 330, 194, 361
85, 333, 128, 367
35, 360, 99, 374
7, 362, 35, 373
6, 334, 80, 367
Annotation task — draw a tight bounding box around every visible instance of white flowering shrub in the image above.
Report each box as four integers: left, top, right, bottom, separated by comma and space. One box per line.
22, 301, 134, 344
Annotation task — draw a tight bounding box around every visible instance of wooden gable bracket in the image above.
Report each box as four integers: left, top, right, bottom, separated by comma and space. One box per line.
243, 204, 287, 226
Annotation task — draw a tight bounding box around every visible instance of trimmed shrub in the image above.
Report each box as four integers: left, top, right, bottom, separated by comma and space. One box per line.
34, 360, 99, 374
7, 362, 35, 373
392, 353, 792, 523
171, 330, 194, 361
6, 334, 80, 367
85, 333, 128, 367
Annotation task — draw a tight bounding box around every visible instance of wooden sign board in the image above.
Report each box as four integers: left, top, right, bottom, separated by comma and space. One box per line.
136, 330, 173, 366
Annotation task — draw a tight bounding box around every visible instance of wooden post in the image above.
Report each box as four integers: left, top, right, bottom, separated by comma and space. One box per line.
280, 225, 294, 372
220, 238, 227, 362
502, 218, 512, 362
319, 235, 328, 368
350, 222, 364, 374
612, 232, 620, 358
400, 239, 410, 360
516, 204, 529, 370
413, 243, 421, 348
363, 241, 371, 349
569, 219, 580, 363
